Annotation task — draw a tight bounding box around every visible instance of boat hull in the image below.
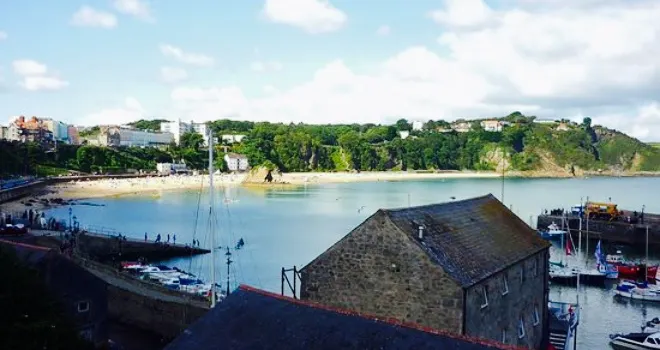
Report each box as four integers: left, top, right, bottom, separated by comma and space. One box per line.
616, 265, 659, 279
610, 336, 658, 350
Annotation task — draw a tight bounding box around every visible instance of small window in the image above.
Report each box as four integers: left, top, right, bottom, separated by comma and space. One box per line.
481, 286, 489, 309
533, 306, 540, 326
649, 338, 657, 345
502, 329, 507, 343
77, 301, 90, 313
518, 318, 525, 339
502, 275, 509, 296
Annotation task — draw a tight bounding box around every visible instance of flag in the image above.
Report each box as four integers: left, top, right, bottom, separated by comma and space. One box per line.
565, 239, 572, 256
595, 240, 603, 264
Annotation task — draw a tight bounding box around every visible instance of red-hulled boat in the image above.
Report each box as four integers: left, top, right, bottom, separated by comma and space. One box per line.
607, 253, 658, 279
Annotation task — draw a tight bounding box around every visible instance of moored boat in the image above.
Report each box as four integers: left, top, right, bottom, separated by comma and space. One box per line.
609, 332, 660, 350
607, 252, 658, 280
614, 281, 660, 302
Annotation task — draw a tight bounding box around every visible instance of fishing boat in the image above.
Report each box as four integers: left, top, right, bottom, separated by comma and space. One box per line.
614, 281, 660, 302
610, 319, 660, 349
538, 222, 568, 240
608, 252, 658, 280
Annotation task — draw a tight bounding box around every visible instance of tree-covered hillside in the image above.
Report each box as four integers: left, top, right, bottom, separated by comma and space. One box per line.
2, 113, 660, 177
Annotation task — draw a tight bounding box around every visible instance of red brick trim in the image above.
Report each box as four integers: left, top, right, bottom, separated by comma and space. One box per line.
239, 284, 525, 350
0, 238, 52, 252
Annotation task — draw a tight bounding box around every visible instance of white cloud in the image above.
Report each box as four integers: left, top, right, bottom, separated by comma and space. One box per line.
70, 6, 118, 28
376, 25, 391, 36
250, 61, 283, 72
12, 60, 47, 76
83, 97, 145, 126
12, 60, 69, 91
429, 0, 494, 28
160, 66, 188, 83
0, 31, 7, 40
159, 44, 214, 67
112, 0, 154, 22
166, 0, 660, 141
262, 0, 347, 33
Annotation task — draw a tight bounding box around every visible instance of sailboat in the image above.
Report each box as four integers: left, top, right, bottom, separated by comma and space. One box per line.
614, 226, 660, 302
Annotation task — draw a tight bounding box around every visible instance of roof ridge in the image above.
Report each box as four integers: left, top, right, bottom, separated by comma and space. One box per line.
238, 284, 525, 350
0, 239, 52, 252
381, 193, 495, 213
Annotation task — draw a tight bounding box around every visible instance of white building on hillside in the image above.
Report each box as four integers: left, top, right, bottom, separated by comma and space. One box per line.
221, 134, 246, 144
224, 153, 249, 172
412, 121, 424, 131
161, 119, 210, 146
116, 128, 174, 147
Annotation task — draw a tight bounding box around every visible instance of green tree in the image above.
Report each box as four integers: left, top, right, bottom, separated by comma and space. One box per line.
395, 118, 411, 131
180, 132, 205, 151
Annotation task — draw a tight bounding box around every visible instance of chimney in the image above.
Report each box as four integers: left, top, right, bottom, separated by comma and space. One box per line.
418, 225, 424, 239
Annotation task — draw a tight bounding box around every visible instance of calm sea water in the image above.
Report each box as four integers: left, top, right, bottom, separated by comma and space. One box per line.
47, 176, 660, 349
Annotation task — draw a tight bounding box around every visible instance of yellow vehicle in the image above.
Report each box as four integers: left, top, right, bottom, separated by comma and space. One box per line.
585, 201, 621, 221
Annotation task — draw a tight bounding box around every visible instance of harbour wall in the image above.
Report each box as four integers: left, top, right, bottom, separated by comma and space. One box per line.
0, 180, 48, 204
75, 257, 209, 340
537, 215, 660, 246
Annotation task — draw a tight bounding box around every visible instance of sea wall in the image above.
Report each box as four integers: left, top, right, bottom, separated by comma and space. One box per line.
0, 180, 48, 204
75, 232, 210, 261
537, 215, 660, 246
75, 257, 209, 340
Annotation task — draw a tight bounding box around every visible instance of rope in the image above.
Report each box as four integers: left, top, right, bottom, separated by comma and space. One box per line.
188, 175, 205, 274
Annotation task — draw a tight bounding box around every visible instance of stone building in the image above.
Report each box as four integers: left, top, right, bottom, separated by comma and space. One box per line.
300, 194, 551, 349
0, 239, 108, 347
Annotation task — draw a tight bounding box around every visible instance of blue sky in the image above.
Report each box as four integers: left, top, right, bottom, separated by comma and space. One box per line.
1, 0, 660, 140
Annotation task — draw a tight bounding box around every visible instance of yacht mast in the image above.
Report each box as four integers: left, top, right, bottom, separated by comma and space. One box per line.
208, 131, 216, 307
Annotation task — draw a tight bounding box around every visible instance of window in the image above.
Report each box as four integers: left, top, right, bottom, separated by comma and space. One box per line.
518, 318, 526, 339
649, 338, 657, 345
502, 275, 509, 296
533, 306, 540, 326
481, 286, 489, 309
502, 329, 507, 343
77, 301, 90, 313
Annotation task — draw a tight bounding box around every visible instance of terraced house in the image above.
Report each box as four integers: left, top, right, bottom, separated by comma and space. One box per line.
300, 194, 551, 349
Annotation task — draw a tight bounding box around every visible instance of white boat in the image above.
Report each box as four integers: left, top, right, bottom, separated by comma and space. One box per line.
610, 331, 660, 349
615, 281, 660, 302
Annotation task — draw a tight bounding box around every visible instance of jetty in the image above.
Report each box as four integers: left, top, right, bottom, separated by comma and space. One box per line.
31, 229, 210, 261
537, 213, 660, 246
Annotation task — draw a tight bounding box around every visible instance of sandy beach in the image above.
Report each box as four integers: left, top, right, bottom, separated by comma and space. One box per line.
0, 171, 501, 214
49, 171, 501, 200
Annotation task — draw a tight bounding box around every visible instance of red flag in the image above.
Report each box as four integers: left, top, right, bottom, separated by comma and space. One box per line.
565, 239, 572, 256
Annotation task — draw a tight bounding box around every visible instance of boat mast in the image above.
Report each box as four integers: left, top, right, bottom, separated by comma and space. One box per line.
646, 225, 650, 281
208, 131, 217, 308
585, 196, 589, 267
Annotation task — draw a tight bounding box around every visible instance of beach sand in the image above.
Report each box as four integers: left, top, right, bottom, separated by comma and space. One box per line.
0, 171, 501, 213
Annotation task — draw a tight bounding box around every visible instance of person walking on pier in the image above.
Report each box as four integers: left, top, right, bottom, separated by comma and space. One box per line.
173, 234, 176, 245
155, 233, 161, 243
144, 232, 147, 242
167, 234, 170, 243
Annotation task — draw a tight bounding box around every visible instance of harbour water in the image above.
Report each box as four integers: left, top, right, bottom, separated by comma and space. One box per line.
47, 176, 660, 349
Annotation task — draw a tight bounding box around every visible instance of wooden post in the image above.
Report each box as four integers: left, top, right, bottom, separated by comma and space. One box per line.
293, 266, 297, 299
281, 267, 285, 296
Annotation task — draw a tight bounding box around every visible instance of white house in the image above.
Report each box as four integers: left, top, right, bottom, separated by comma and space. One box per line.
398, 130, 410, 139
157, 162, 188, 175
480, 120, 508, 132
411, 121, 424, 131
224, 153, 249, 172
221, 134, 246, 144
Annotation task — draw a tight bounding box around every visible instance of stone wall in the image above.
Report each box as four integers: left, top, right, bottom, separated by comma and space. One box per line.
537, 214, 660, 246
300, 211, 464, 332
464, 250, 549, 349
0, 181, 47, 204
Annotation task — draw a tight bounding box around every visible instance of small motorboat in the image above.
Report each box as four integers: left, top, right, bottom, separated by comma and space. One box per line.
614, 281, 660, 302
609, 332, 660, 349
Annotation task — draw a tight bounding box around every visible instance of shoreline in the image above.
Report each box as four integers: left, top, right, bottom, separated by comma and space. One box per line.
2, 170, 660, 214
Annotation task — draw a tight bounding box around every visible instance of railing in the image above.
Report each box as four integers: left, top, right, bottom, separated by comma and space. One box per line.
548, 301, 579, 350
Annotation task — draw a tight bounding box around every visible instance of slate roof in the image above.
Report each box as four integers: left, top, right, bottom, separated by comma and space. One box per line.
165, 285, 524, 350
0, 239, 52, 266
382, 194, 551, 288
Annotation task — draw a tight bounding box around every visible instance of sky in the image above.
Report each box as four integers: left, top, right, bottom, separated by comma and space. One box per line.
1, 0, 660, 141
